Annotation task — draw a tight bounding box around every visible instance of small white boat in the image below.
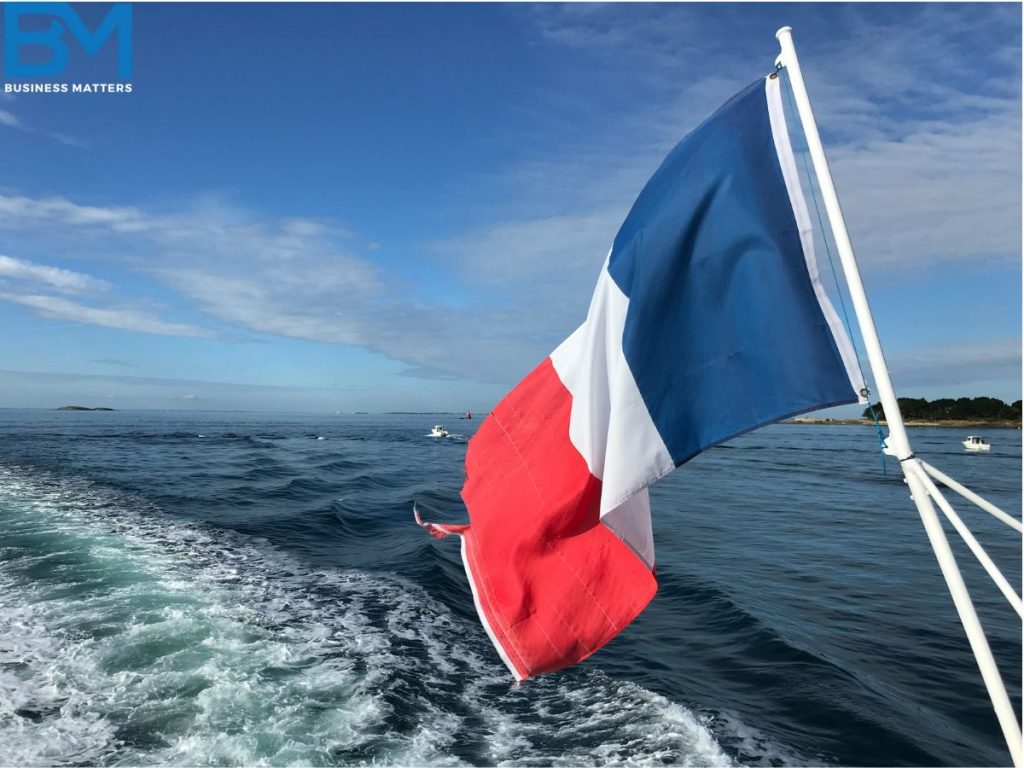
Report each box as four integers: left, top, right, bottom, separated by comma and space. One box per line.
962, 436, 990, 453
428, 425, 448, 438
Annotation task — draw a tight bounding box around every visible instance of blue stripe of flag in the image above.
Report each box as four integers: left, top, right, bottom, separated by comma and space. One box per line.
607, 78, 857, 466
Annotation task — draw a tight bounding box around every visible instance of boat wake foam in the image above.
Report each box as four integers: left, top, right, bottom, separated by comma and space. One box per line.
0, 464, 733, 766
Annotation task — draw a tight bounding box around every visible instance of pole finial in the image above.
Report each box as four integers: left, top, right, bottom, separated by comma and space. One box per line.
776, 25, 793, 40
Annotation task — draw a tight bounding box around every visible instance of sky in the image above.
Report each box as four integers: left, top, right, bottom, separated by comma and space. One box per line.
0, 2, 1019, 414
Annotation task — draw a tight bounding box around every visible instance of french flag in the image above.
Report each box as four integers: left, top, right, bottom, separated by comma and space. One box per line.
418, 75, 866, 681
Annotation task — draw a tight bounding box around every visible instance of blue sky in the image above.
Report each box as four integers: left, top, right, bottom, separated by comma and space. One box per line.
0, 2, 1019, 413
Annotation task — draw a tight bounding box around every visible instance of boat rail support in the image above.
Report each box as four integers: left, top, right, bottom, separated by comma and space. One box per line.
776, 26, 1022, 767
920, 460, 1024, 533
914, 468, 1023, 618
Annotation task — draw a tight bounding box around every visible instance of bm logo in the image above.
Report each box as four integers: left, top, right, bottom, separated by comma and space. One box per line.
3, 3, 132, 78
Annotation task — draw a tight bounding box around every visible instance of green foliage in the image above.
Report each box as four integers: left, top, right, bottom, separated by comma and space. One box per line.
862, 397, 1022, 421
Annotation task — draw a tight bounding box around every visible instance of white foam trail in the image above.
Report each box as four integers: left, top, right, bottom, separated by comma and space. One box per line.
0, 464, 734, 766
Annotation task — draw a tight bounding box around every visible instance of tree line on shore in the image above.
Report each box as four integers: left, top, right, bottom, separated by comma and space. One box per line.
862, 397, 1022, 422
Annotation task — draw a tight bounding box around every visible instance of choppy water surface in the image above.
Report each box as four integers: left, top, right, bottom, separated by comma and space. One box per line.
0, 410, 1019, 766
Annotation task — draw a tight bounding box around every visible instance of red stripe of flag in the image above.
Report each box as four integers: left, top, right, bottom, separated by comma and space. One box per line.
423, 357, 657, 679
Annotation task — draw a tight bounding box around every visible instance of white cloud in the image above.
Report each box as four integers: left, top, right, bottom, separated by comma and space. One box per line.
0, 194, 145, 230
0, 292, 212, 338
0, 254, 110, 293
828, 114, 1021, 268
0, 193, 548, 382
889, 337, 1022, 390
0, 109, 84, 147
437, 207, 620, 286
0, 110, 24, 128
0, 252, 207, 343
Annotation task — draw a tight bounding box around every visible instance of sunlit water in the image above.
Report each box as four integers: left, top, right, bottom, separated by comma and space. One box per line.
0, 410, 1019, 766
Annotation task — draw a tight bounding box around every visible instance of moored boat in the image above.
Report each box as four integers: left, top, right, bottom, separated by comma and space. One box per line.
963, 436, 991, 453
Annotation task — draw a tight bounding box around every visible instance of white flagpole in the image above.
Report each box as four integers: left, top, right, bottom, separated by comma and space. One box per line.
775, 26, 1022, 767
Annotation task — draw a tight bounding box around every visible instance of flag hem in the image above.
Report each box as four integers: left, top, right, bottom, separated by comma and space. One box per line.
459, 535, 528, 682
765, 74, 867, 404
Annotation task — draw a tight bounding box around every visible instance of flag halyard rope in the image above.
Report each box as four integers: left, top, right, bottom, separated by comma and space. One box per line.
779, 66, 888, 473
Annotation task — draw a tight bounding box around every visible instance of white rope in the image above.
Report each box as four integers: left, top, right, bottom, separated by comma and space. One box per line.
920, 461, 1023, 533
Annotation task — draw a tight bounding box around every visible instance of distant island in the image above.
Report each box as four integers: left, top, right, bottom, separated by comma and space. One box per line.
56, 405, 116, 411
791, 397, 1021, 428
865, 396, 1021, 423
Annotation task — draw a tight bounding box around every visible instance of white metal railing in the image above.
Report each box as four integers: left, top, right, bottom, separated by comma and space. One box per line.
914, 465, 1023, 618
921, 460, 1024, 534
775, 27, 1023, 767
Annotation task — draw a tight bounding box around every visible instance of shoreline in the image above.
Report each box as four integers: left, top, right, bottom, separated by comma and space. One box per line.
789, 418, 1021, 429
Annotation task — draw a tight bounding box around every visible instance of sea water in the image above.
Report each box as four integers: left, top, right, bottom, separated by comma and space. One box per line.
0, 410, 1019, 766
